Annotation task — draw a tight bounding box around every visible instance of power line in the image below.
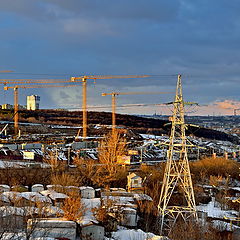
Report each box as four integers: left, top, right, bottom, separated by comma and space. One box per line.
1, 72, 178, 77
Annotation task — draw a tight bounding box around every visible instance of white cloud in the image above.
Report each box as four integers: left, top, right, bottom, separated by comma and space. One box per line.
196, 100, 240, 116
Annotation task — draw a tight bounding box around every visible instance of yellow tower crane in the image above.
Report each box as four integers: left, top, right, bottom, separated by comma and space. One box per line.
70, 75, 151, 139
0, 70, 13, 73
102, 91, 173, 132
4, 84, 80, 136
2, 74, 153, 138
0, 78, 84, 136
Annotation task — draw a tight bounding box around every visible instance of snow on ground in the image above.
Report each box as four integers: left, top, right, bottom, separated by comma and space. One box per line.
140, 134, 164, 140
20, 192, 52, 203
0, 160, 49, 168
106, 229, 167, 240
212, 220, 240, 231
197, 198, 238, 219
139, 134, 165, 140
79, 198, 101, 226
1, 232, 55, 240
0, 206, 63, 217
40, 190, 68, 200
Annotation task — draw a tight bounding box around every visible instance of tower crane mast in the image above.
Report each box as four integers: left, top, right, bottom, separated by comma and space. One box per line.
2, 74, 154, 138
0, 77, 83, 137
102, 91, 173, 132
4, 84, 80, 136
70, 75, 152, 139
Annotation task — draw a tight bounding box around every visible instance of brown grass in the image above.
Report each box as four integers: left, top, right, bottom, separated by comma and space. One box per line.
190, 157, 240, 182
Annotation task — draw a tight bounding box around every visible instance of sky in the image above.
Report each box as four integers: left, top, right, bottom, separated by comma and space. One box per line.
0, 0, 240, 116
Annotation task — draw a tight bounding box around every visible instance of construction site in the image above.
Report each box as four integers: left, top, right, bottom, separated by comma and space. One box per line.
1, 0, 240, 239
0, 71, 238, 240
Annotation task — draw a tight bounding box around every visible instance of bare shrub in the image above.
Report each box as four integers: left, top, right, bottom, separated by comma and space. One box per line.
169, 221, 221, 240
44, 150, 66, 172
74, 157, 96, 186
209, 175, 223, 187
61, 192, 86, 221
92, 197, 119, 233
51, 173, 80, 188
0, 166, 51, 187
95, 130, 127, 187
137, 200, 158, 233
190, 157, 240, 182
139, 164, 165, 204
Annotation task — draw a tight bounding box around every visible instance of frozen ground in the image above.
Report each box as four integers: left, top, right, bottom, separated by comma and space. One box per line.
197, 197, 238, 219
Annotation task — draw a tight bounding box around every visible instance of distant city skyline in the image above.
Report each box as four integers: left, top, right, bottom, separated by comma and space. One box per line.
0, 0, 239, 115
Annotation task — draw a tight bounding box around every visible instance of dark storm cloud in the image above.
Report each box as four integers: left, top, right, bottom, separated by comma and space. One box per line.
0, 0, 239, 113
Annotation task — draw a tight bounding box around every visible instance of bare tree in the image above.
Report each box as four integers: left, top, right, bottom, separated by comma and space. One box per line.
74, 157, 96, 186
93, 130, 127, 188
51, 173, 81, 190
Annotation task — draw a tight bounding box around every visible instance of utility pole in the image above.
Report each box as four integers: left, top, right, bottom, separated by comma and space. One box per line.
158, 75, 197, 235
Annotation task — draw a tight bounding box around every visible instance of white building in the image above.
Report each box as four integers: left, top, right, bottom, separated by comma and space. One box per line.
27, 95, 40, 110
1, 104, 13, 110
28, 219, 77, 240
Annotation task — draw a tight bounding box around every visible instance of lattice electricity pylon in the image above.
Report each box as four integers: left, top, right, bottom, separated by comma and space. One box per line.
158, 74, 198, 235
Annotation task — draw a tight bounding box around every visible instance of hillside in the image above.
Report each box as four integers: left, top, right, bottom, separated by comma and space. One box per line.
0, 109, 239, 144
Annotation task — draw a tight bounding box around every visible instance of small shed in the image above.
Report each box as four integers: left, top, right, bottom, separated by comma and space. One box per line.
20, 192, 52, 206
31, 184, 44, 192
80, 186, 95, 199
0, 206, 25, 230
0, 193, 10, 206
28, 218, 77, 240
127, 173, 143, 193
1, 191, 22, 205
40, 190, 68, 207
80, 221, 105, 240
0, 184, 10, 192
120, 207, 138, 227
